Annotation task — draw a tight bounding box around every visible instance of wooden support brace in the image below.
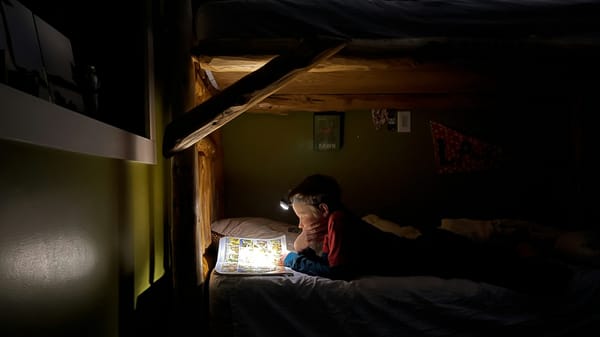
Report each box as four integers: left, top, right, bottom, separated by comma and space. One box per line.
162, 37, 347, 157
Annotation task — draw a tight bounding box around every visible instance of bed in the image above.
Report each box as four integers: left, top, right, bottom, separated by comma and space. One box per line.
165, 2, 600, 335
206, 217, 600, 337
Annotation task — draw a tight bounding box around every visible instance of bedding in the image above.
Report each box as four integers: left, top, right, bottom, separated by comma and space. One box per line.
207, 217, 600, 337
362, 214, 422, 239
440, 217, 600, 264
194, 0, 600, 46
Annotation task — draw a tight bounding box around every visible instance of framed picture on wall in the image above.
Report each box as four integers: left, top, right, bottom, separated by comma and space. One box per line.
313, 112, 343, 151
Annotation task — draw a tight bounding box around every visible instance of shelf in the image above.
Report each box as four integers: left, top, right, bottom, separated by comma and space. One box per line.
1, 82, 156, 163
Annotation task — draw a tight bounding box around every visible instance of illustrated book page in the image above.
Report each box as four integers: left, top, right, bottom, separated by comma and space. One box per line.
215, 235, 292, 275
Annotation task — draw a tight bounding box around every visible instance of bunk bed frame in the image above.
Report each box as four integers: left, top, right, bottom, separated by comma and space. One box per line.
163, 1, 600, 336
165, 0, 600, 157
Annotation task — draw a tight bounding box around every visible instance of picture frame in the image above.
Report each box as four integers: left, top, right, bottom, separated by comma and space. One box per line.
313, 112, 343, 151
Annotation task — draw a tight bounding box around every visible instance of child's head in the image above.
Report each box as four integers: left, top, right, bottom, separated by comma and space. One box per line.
288, 174, 342, 211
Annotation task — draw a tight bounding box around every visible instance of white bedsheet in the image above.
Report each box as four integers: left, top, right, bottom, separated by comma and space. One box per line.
208, 265, 600, 337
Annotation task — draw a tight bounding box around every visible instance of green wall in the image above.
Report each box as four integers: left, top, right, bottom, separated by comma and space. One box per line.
0, 120, 168, 337
222, 94, 583, 229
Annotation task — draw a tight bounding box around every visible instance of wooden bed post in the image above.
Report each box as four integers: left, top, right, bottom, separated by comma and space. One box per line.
165, 0, 205, 334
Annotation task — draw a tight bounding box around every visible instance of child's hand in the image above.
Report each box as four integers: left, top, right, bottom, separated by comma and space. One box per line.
305, 221, 327, 241
279, 252, 289, 266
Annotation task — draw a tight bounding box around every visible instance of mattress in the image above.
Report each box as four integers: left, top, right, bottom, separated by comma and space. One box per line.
207, 218, 600, 337
194, 0, 600, 44
208, 265, 600, 337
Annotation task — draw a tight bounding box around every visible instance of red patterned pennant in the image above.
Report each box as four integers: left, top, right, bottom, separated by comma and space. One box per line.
430, 121, 503, 174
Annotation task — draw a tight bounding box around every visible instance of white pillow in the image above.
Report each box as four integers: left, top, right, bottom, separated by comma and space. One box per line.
211, 217, 299, 251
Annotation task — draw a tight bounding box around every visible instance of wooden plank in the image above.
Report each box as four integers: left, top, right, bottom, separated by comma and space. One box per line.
199, 55, 433, 73
249, 93, 484, 113
211, 61, 579, 96
163, 37, 347, 157
213, 69, 499, 95
202, 46, 600, 96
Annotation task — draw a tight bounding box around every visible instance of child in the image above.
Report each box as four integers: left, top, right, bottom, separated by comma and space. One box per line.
282, 174, 573, 296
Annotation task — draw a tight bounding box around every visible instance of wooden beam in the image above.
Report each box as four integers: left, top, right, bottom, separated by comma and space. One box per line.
248, 93, 484, 113
213, 69, 500, 95
199, 55, 426, 73
163, 37, 347, 157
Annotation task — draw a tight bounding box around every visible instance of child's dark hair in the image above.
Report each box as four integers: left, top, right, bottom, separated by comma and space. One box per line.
288, 174, 342, 210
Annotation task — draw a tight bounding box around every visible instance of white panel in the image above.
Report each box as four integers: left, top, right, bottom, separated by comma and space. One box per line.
1, 83, 156, 164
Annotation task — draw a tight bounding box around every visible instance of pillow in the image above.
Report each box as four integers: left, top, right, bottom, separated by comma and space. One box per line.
362, 214, 422, 239
211, 217, 300, 251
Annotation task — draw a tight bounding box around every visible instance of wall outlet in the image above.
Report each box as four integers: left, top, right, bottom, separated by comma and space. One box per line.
397, 110, 411, 133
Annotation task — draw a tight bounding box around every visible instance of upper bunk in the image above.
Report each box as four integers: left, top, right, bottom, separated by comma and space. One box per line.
163, 0, 600, 157
193, 0, 600, 55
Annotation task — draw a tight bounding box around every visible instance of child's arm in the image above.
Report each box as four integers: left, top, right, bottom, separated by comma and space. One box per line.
283, 250, 331, 277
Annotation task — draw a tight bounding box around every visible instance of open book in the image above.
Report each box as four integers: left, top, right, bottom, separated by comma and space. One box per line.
215, 235, 293, 275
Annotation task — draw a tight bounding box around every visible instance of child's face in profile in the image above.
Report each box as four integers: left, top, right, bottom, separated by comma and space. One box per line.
292, 202, 325, 231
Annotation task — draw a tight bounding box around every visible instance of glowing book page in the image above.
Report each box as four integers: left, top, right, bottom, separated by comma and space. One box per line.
215, 235, 293, 275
